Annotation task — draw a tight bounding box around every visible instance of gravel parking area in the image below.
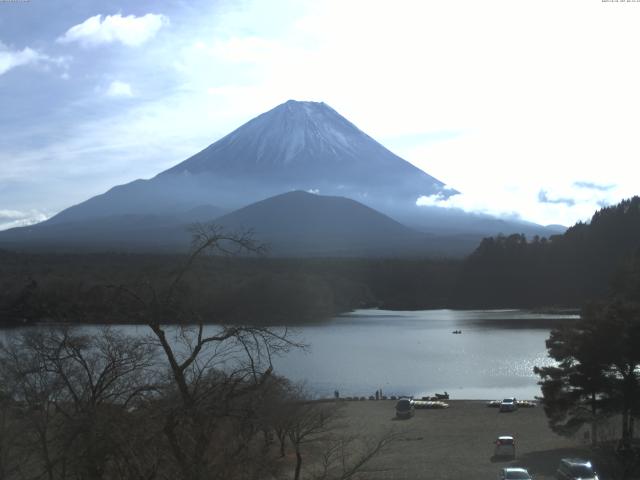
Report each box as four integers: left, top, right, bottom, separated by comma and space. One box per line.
337, 400, 599, 480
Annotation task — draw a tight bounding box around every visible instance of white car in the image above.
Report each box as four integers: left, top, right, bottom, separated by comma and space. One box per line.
499, 467, 532, 479
494, 436, 516, 458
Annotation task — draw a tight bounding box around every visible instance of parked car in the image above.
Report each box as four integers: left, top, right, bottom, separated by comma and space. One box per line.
500, 397, 517, 412
499, 467, 532, 479
395, 398, 414, 419
556, 458, 599, 480
494, 436, 516, 458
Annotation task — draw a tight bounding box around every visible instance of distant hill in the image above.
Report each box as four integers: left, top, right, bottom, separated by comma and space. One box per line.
214, 191, 429, 256
398, 205, 563, 237
0, 191, 481, 256
454, 196, 640, 307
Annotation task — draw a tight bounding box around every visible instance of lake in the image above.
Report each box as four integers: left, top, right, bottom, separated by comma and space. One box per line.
0, 309, 578, 401
270, 309, 578, 400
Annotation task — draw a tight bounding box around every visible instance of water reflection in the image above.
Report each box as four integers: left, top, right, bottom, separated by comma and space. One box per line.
272, 309, 577, 400
0, 309, 577, 400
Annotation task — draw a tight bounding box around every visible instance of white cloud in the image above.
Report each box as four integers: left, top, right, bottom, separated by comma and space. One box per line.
106, 80, 133, 97
0, 42, 62, 76
0, 210, 29, 219
416, 180, 631, 227
0, 209, 48, 231
57, 13, 169, 47
0, 45, 39, 75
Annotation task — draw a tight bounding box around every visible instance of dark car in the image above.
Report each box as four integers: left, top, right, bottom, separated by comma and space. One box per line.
556, 458, 599, 480
395, 398, 414, 419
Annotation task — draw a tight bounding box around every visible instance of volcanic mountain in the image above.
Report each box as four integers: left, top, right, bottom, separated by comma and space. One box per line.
48, 100, 453, 225
0, 100, 561, 255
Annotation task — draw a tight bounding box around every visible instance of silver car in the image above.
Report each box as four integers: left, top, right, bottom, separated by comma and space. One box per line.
494, 436, 516, 458
499, 467, 532, 479
556, 458, 599, 480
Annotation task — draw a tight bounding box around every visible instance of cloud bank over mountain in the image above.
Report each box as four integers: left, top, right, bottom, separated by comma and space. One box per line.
0, 209, 48, 231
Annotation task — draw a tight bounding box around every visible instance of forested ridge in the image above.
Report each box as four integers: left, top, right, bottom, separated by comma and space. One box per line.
0, 252, 459, 326
454, 196, 640, 308
1, 196, 639, 326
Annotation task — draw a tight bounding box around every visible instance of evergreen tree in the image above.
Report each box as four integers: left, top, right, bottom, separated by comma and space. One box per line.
534, 313, 612, 444
535, 300, 640, 446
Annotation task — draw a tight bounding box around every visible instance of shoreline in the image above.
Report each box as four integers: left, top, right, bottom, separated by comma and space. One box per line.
1, 306, 581, 329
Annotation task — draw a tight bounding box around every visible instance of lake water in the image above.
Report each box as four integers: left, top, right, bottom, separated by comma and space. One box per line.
1, 309, 578, 401
270, 309, 578, 400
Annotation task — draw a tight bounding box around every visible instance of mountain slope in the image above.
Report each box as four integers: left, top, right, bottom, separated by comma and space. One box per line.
0, 208, 223, 252
0, 190, 488, 256
162, 100, 447, 192
0, 191, 437, 255
48, 100, 453, 225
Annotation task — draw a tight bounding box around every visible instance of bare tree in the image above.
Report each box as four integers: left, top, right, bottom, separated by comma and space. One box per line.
312, 430, 401, 480
111, 223, 303, 480
287, 401, 339, 480
0, 390, 28, 480
0, 327, 158, 480
255, 375, 296, 457
282, 398, 401, 480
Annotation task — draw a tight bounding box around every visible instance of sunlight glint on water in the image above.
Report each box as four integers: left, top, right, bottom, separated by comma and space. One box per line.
271, 309, 577, 400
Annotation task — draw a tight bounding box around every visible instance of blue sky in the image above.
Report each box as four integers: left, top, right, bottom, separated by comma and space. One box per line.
1, 0, 640, 230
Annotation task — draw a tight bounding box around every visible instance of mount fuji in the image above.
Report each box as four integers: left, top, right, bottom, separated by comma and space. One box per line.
47, 99, 454, 225
0, 100, 560, 255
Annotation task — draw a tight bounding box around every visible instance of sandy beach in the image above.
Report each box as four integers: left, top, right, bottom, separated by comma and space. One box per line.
332, 400, 602, 480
